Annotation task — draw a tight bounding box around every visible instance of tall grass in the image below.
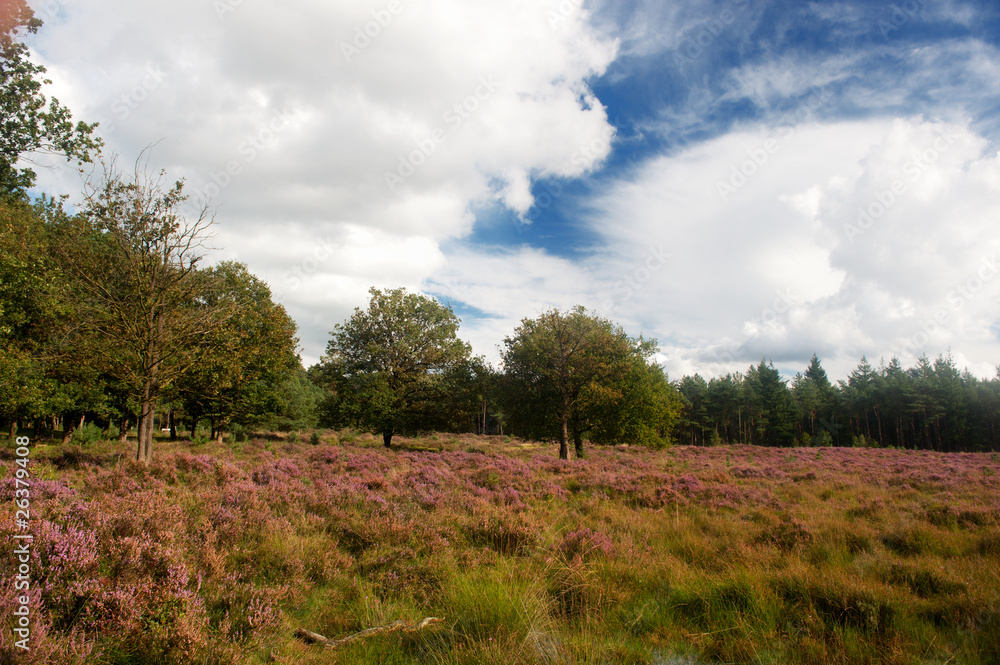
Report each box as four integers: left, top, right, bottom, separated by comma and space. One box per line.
0, 433, 997, 663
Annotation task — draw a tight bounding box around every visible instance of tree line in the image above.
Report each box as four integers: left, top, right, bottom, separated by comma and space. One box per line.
310, 291, 683, 459
676, 354, 1000, 451
0, 163, 310, 461
2, 0, 998, 460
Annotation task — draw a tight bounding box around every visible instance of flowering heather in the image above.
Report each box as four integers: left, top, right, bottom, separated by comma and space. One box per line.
0, 434, 997, 664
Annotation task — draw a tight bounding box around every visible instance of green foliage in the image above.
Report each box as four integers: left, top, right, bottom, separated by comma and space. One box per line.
270, 369, 325, 431
586, 355, 682, 448
51, 157, 229, 462
71, 422, 104, 446
676, 352, 1000, 451
745, 359, 800, 446
174, 261, 300, 437
315, 287, 471, 447
500, 306, 669, 458
0, 1, 101, 196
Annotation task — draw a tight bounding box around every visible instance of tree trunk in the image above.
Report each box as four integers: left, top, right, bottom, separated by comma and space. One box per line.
136, 376, 156, 464
9, 420, 16, 438
383, 430, 393, 448
169, 410, 177, 440
61, 413, 84, 444
559, 393, 569, 460
573, 428, 584, 458
137, 304, 164, 464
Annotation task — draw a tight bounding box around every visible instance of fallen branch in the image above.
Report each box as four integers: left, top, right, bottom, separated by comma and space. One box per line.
295, 617, 445, 648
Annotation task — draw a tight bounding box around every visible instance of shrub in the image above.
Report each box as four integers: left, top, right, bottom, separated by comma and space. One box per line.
229, 424, 248, 443
466, 509, 538, 556
71, 422, 104, 446
309, 430, 322, 445
556, 528, 615, 562
812, 431, 833, 447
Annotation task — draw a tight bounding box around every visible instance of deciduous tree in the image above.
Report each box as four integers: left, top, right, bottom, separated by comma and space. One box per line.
58, 156, 226, 463
501, 307, 647, 459
317, 287, 471, 447
174, 261, 299, 441
0, 0, 100, 196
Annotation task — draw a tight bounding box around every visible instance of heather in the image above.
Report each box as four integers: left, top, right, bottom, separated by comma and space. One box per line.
1, 433, 999, 664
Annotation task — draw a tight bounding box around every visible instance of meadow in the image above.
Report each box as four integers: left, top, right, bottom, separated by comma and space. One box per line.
1, 432, 999, 665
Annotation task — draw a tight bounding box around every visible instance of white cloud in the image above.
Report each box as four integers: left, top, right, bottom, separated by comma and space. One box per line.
18, 0, 1000, 384
25, 0, 618, 364
557, 117, 999, 380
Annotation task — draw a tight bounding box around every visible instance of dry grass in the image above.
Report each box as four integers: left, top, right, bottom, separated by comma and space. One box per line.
0, 432, 998, 664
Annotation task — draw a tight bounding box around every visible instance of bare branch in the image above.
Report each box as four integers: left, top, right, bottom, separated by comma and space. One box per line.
294, 617, 445, 649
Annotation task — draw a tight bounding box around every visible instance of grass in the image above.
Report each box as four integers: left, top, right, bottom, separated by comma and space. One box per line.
0, 431, 998, 664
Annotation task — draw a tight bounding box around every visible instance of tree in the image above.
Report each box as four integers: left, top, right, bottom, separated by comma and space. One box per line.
0, 194, 109, 440
435, 356, 500, 435
500, 306, 642, 459
678, 374, 711, 445
57, 156, 226, 463
270, 368, 326, 432
0, 197, 52, 433
705, 373, 740, 444
586, 355, 682, 448
0, 0, 100, 196
793, 355, 837, 442
317, 287, 471, 447
174, 261, 299, 441
745, 360, 799, 446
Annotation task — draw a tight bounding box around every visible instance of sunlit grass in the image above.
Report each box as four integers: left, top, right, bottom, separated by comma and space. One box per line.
1, 433, 998, 663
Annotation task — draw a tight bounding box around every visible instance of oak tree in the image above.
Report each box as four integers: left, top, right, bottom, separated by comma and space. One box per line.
318, 287, 471, 447
501, 307, 641, 459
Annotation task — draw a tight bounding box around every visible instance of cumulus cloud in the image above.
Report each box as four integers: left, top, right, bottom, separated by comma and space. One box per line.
26, 0, 618, 363
19, 0, 1000, 382
576, 117, 1000, 380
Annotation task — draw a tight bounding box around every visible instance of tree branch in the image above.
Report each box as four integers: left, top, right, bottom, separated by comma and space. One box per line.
294, 617, 445, 649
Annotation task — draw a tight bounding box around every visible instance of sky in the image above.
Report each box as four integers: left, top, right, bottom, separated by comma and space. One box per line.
22, 0, 1000, 382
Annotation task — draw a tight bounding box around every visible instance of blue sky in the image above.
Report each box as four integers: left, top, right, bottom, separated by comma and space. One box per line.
26, 0, 1000, 381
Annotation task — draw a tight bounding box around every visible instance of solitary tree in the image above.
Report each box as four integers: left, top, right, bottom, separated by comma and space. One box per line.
318, 287, 471, 447
500, 306, 639, 459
